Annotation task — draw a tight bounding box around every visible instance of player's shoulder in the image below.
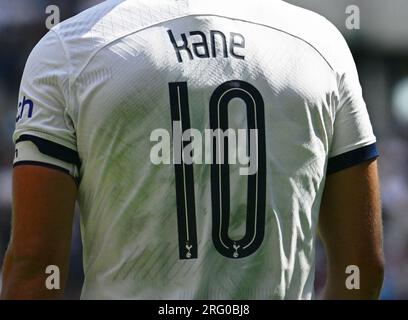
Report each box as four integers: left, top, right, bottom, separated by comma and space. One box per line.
22, 1, 129, 92
247, 0, 352, 72
51, 0, 168, 42
47, 0, 128, 73
46, 0, 187, 74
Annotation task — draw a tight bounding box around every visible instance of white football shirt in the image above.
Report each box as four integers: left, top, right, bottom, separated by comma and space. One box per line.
13, 0, 378, 299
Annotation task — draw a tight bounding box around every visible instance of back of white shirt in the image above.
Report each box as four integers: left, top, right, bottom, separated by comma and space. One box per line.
14, 0, 377, 299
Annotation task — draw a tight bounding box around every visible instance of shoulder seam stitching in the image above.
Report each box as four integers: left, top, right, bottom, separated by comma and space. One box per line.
50, 29, 73, 112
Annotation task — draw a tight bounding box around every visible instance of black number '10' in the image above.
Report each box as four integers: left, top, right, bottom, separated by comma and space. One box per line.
169, 80, 266, 259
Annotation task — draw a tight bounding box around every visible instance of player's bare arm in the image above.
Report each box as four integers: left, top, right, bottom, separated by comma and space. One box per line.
319, 159, 384, 300
1, 165, 77, 300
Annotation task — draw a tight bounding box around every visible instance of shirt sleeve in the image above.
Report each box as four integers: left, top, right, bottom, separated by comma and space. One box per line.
13, 30, 80, 179
327, 32, 379, 175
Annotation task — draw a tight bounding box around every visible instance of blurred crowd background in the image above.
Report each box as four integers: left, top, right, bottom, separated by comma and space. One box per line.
0, 0, 407, 299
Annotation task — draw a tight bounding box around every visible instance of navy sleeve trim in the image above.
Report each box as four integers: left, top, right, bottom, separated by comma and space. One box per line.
14, 161, 70, 175
327, 143, 379, 175
16, 134, 80, 168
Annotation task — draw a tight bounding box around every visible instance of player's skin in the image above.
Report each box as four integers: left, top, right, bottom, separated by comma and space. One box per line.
319, 159, 384, 299
1, 165, 77, 300
1, 159, 383, 300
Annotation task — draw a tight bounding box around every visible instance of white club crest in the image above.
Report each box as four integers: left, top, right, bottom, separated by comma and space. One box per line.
185, 244, 193, 258
233, 243, 240, 258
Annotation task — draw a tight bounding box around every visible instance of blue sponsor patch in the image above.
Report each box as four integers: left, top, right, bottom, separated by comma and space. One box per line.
16, 96, 34, 123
